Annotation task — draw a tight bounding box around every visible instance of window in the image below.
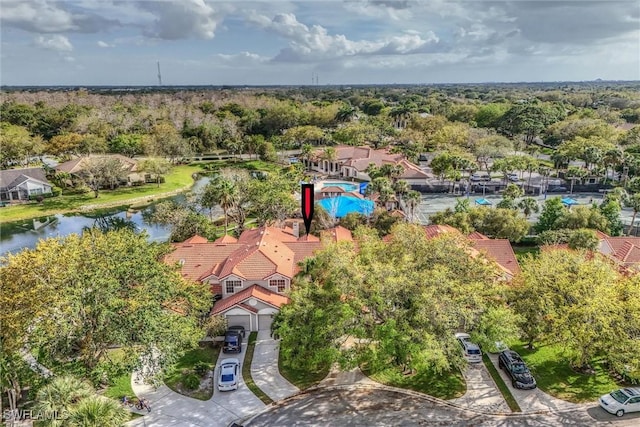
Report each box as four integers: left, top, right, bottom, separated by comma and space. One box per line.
270, 279, 286, 292
226, 280, 241, 294
29, 188, 43, 195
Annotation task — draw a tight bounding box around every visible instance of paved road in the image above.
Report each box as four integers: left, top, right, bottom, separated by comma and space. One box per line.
244, 386, 640, 426
250, 331, 299, 401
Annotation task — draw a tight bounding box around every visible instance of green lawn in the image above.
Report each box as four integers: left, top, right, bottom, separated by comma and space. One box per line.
164, 346, 218, 401
0, 164, 202, 223
103, 373, 135, 400
278, 355, 329, 390
482, 353, 521, 412
243, 332, 274, 405
197, 159, 287, 173
363, 366, 466, 400
512, 342, 625, 403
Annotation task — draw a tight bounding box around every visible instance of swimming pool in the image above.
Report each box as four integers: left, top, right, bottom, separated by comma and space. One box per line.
320, 181, 359, 192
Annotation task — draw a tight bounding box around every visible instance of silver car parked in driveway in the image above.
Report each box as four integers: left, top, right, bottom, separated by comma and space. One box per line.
455, 333, 482, 363
218, 358, 240, 391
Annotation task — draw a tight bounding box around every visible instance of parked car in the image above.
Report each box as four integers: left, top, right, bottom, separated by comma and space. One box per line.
227, 325, 246, 338
218, 358, 240, 391
498, 350, 537, 389
455, 333, 482, 363
548, 186, 568, 192
471, 173, 491, 182
507, 173, 520, 182
223, 330, 242, 353
599, 387, 640, 417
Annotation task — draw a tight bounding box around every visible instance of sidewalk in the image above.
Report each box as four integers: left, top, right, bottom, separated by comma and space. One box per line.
250, 331, 299, 401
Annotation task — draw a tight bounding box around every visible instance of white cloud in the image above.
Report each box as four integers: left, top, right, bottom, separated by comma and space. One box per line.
2, 0, 74, 33
34, 35, 73, 52
97, 40, 112, 48
139, 0, 226, 40
248, 12, 439, 62
215, 51, 269, 67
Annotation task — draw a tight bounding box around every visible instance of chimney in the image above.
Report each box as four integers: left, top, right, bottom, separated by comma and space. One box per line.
292, 221, 300, 238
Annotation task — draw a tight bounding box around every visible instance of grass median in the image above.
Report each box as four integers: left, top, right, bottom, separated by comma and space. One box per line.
482, 353, 521, 412
243, 332, 274, 405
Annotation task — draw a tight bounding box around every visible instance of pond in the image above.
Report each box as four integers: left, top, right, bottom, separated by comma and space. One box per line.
0, 176, 219, 257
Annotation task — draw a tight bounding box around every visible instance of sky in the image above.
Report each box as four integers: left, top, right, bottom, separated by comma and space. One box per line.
1, 0, 639, 86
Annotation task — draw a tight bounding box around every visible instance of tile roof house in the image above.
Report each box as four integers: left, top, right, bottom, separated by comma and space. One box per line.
401, 225, 521, 279
0, 167, 53, 202
544, 231, 640, 272
55, 154, 143, 185
304, 145, 431, 185
165, 225, 352, 331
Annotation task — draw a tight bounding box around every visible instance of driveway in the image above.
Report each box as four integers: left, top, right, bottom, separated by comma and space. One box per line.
451, 362, 510, 413
487, 353, 586, 413
250, 330, 299, 401
127, 342, 265, 427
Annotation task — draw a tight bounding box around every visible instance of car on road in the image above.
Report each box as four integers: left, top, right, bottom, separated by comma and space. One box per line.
455, 333, 482, 363
548, 186, 568, 192
599, 387, 640, 417
218, 358, 240, 391
223, 330, 243, 353
471, 173, 491, 182
498, 350, 537, 389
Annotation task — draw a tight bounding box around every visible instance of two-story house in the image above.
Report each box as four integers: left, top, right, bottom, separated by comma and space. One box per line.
165, 225, 353, 332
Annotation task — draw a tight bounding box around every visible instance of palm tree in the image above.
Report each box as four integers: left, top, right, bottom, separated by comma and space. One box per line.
300, 143, 314, 171
626, 193, 640, 236
201, 177, 237, 233
393, 179, 409, 197
34, 376, 94, 427
335, 105, 357, 123
518, 197, 540, 218
403, 190, 421, 222
68, 395, 129, 427
603, 148, 623, 185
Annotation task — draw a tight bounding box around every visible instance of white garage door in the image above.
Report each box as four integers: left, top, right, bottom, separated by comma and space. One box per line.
226, 315, 251, 332
258, 314, 274, 331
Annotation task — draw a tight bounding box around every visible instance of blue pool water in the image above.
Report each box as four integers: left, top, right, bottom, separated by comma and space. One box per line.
321, 182, 359, 192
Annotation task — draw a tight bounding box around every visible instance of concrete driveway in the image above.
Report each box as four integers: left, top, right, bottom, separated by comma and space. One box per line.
451, 362, 510, 413
250, 330, 299, 401
127, 342, 265, 427
487, 353, 586, 414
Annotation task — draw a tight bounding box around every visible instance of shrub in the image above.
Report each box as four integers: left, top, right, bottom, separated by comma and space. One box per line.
194, 362, 210, 377
182, 373, 200, 390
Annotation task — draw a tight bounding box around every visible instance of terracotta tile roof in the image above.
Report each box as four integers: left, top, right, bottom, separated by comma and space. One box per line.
212, 284, 290, 315
471, 239, 521, 275
321, 186, 346, 193
183, 235, 209, 244
285, 242, 324, 274
390, 209, 406, 218
323, 226, 353, 242
214, 234, 238, 244
298, 233, 320, 242
218, 227, 298, 279
468, 232, 490, 240
422, 225, 461, 239
165, 242, 244, 282
594, 230, 610, 240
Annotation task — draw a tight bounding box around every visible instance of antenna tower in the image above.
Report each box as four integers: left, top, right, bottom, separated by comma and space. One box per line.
157, 61, 162, 86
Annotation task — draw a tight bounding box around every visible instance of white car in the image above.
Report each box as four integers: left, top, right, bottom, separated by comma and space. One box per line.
599, 387, 640, 417
455, 333, 482, 363
218, 358, 240, 391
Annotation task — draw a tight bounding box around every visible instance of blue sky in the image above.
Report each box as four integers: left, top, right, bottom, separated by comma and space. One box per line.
1, 0, 639, 86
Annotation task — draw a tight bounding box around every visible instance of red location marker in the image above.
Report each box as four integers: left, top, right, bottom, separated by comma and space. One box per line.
301, 183, 314, 235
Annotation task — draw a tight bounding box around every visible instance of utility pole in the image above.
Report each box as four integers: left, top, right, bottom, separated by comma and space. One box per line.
157, 61, 162, 86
